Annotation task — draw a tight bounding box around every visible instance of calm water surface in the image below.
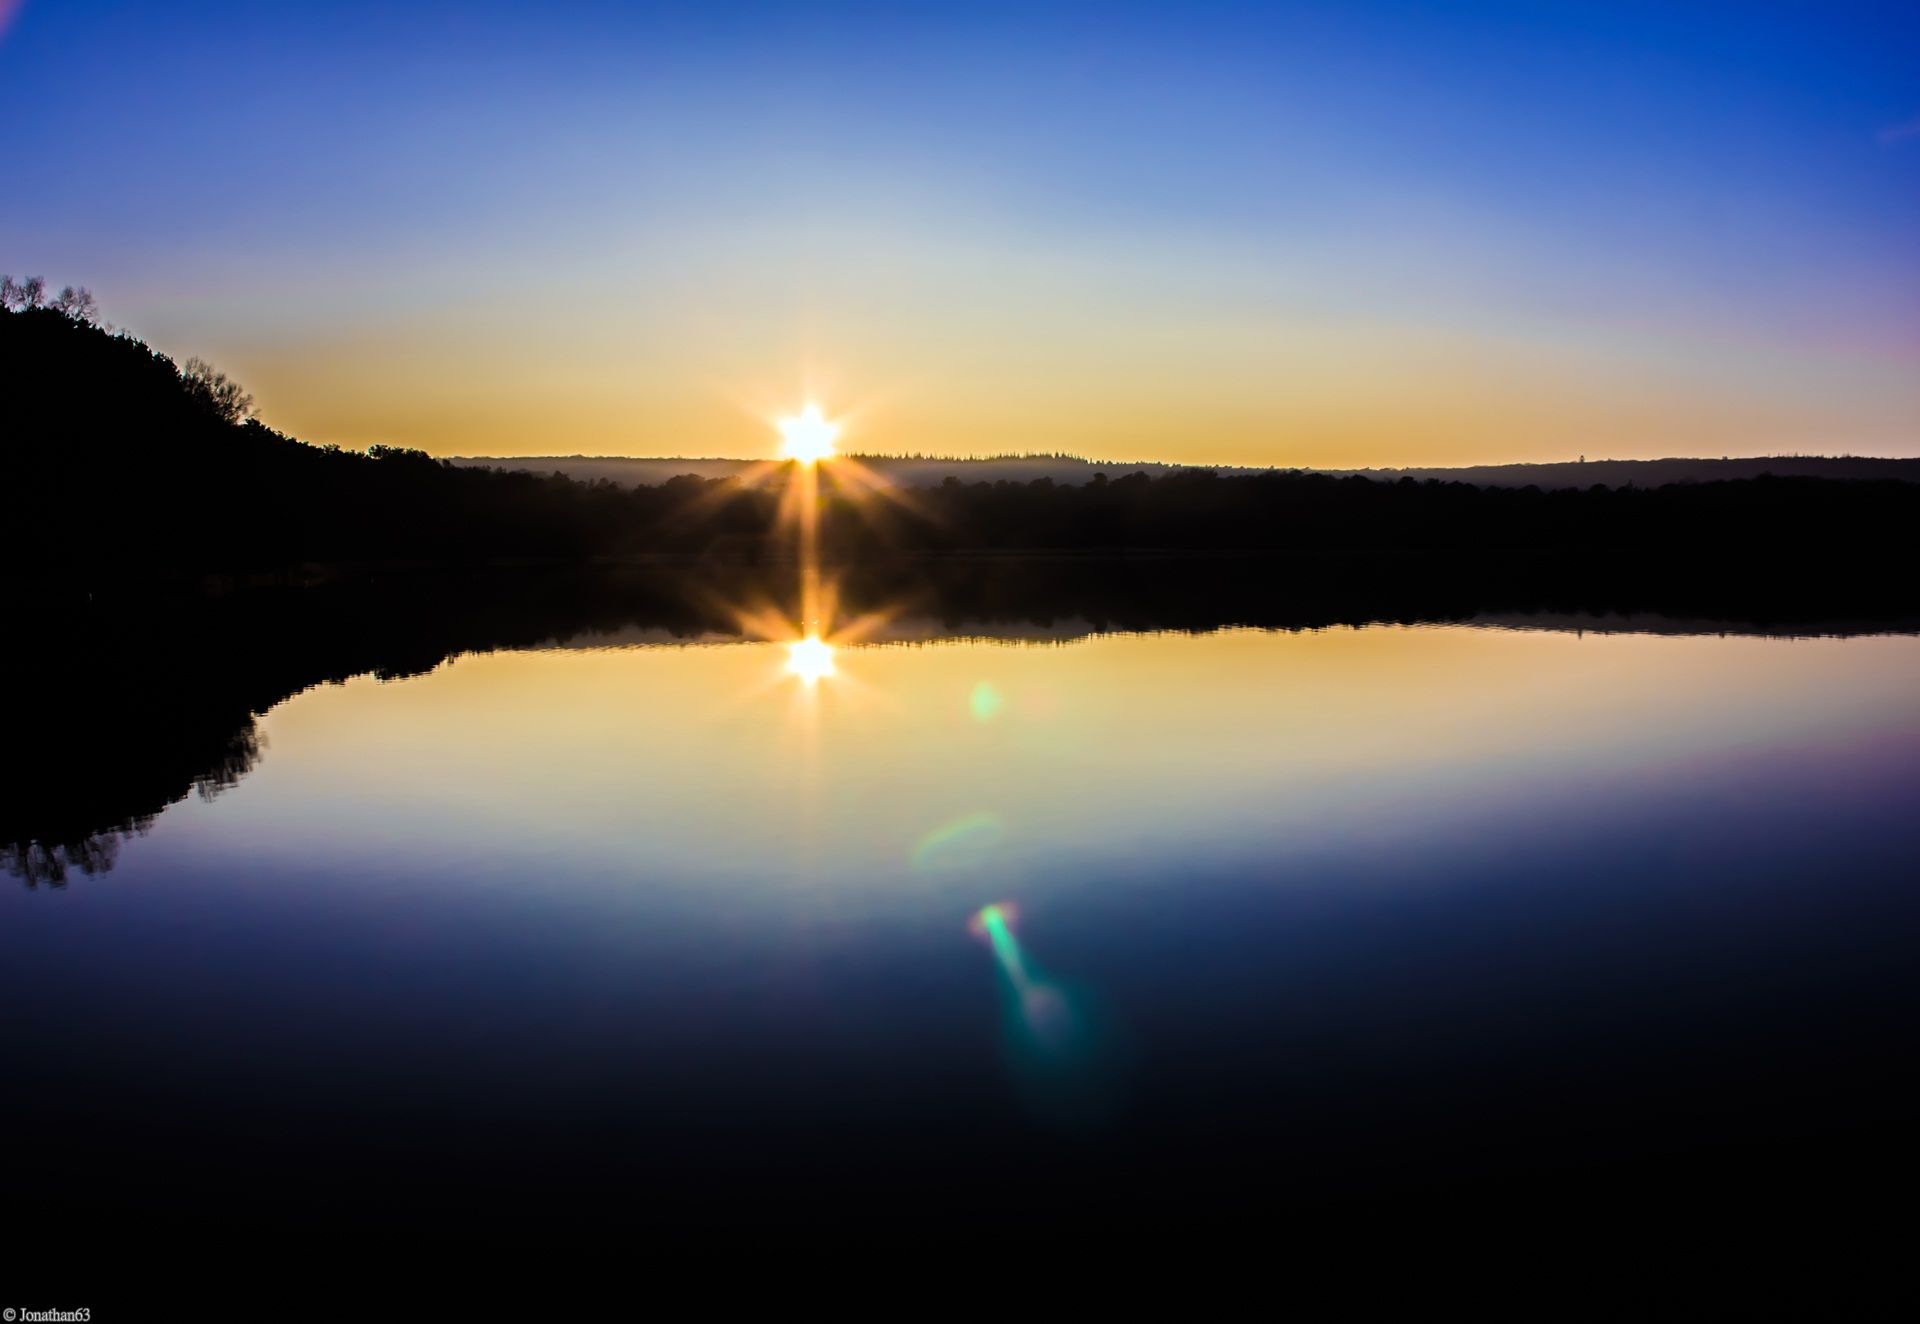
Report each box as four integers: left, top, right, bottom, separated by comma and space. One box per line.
7, 613, 1919, 1258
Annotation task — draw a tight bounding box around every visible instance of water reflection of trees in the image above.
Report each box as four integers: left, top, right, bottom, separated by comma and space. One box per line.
4, 572, 731, 887
7, 557, 1918, 885
7, 725, 261, 887
5, 665, 266, 886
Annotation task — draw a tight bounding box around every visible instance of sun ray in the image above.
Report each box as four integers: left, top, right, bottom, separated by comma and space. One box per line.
824, 454, 942, 525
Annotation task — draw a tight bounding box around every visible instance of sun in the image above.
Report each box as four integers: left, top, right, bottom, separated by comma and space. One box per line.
777, 403, 840, 465
785, 635, 836, 683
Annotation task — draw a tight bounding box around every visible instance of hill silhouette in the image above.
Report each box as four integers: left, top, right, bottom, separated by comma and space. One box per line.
7, 289, 1918, 583
0, 298, 769, 580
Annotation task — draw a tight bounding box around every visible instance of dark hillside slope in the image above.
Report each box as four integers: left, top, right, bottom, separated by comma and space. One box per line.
0, 306, 765, 579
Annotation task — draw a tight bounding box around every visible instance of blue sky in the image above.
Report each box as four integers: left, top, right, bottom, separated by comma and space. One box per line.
4, 1, 1916, 463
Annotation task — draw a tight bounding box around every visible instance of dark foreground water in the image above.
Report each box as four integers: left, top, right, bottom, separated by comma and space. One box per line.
6, 568, 1918, 1306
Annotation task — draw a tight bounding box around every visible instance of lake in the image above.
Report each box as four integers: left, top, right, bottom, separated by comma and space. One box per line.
5, 568, 1918, 1288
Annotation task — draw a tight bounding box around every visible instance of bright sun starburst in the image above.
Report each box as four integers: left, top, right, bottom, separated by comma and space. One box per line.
777, 403, 840, 465
785, 635, 836, 683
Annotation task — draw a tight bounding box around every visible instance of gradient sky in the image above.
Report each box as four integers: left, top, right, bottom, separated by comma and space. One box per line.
3, 1, 1916, 466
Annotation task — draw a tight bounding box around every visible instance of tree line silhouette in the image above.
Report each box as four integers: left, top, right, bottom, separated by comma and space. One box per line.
6, 285, 1918, 586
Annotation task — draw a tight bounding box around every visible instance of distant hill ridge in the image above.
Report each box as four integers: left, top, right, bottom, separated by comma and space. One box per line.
448, 452, 1920, 490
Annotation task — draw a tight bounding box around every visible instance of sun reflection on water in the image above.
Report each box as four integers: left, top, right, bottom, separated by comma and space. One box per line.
718, 401, 914, 693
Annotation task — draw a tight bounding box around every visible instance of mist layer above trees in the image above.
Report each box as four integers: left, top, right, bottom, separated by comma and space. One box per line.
449, 451, 1920, 491
6, 294, 1917, 584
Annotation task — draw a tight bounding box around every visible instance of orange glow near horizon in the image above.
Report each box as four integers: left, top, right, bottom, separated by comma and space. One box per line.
206, 310, 1920, 472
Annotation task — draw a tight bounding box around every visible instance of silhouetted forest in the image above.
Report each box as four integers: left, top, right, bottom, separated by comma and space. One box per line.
7, 295, 1919, 583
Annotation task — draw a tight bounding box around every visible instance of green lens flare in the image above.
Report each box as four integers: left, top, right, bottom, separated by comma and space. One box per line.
970, 903, 1118, 1127
978, 904, 1027, 983
969, 681, 1003, 722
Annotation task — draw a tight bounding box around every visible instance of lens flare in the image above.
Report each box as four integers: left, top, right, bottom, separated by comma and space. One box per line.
974, 903, 1029, 981
969, 680, 1003, 722
785, 635, 836, 683
777, 403, 839, 465
911, 812, 1005, 876
970, 903, 1120, 1127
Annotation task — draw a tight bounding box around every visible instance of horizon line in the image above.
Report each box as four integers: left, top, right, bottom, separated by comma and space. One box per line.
441, 450, 1920, 469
